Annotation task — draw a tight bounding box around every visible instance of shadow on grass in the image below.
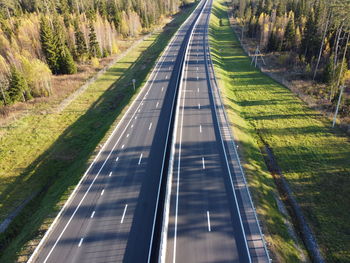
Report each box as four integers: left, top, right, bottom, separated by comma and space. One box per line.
0, 3, 198, 261
209, 1, 350, 262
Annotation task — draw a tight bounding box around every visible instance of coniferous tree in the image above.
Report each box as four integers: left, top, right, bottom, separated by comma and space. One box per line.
323, 56, 335, 84
57, 45, 77, 74
89, 23, 101, 58
276, 1, 283, 17
256, 0, 264, 16
301, 10, 321, 62
40, 16, 58, 73
52, 16, 77, 74
8, 67, 29, 103
74, 23, 88, 61
284, 17, 296, 50
267, 29, 279, 52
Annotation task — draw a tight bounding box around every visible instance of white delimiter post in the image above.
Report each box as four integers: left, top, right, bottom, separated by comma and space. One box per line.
332, 85, 345, 128
132, 78, 136, 91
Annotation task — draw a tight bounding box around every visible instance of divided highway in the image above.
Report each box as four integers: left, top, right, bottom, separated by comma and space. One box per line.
29, 1, 207, 262
29, 0, 270, 262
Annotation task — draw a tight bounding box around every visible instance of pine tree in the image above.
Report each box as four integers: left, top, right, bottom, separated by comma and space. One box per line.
74, 23, 88, 61
323, 56, 335, 84
301, 10, 321, 62
40, 16, 58, 73
267, 29, 278, 52
8, 67, 29, 103
57, 45, 77, 74
52, 16, 77, 74
284, 16, 296, 50
276, 1, 283, 17
256, 0, 264, 16
89, 23, 101, 58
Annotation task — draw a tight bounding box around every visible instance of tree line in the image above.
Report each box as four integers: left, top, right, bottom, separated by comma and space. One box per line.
233, 0, 350, 109
0, 0, 181, 107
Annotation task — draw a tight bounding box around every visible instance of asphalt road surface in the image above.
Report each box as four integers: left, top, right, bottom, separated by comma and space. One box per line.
29, 1, 207, 262
161, 0, 270, 262
29, 0, 270, 262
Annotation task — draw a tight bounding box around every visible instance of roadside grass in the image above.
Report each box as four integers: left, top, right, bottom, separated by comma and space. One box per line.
209, 0, 350, 262
0, 3, 198, 262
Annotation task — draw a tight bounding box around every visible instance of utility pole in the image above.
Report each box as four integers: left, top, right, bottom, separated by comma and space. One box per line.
332, 85, 345, 128
132, 79, 136, 91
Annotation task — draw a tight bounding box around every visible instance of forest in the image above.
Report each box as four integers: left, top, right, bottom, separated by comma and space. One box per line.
0, 0, 180, 107
232, 0, 350, 117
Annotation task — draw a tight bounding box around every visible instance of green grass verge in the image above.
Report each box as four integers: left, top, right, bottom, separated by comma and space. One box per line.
0, 3, 198, 262
209, 0, 350, 262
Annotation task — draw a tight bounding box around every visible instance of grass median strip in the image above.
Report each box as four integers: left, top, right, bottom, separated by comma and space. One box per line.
209, 0, 350, 262
0, 3, 198, 262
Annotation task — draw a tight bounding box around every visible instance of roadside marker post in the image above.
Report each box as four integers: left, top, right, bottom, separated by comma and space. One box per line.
132, 79, 136, 91
332, 85, 345, 128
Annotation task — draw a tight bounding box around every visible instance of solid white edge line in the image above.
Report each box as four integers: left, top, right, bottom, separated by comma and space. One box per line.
203, 3, 252, 261
28, 6, 185, 261
158, 2, 206, 263
120, 204, 128, 224
207, 211, 211, 232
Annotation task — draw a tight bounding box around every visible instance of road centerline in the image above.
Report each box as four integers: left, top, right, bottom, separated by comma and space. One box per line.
78, 238, 84, 247
138, 153, 143, 165
121, 204, 128, 224
207, 211, 211, 232
90, 211, 95, 219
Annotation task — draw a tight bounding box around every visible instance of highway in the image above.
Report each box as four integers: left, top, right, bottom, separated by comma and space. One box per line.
28, 1, 207, 262
161, 0, 270, 262
29, 0, 270, 262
